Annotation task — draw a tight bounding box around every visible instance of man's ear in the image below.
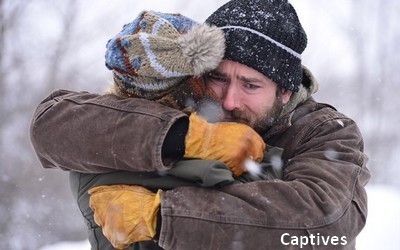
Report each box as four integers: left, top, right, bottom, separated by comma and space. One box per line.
281, 89, 293, 104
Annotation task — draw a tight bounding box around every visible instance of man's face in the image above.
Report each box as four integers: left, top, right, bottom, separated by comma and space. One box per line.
205, 60, 292, 132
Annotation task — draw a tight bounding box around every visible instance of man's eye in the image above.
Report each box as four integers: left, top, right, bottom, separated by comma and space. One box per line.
208, 73, 226, 83
244, 83, 260, 89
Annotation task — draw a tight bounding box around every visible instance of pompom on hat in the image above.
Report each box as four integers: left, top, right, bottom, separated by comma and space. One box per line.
206, 0, 307, 92
105, 11, 225, 100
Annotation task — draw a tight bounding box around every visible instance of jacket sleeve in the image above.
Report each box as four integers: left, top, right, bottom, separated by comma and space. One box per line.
30, 89, 188, 173
158, 111, 371, 249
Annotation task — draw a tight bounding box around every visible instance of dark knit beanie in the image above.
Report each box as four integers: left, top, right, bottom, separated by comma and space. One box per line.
106, 11, 225, 100
206, 0, 307, 92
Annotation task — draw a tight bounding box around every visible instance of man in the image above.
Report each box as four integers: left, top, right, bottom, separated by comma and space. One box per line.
30, 0, 370, 249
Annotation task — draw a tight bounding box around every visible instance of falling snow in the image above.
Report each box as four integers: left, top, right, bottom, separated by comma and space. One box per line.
2, 0, 399, 249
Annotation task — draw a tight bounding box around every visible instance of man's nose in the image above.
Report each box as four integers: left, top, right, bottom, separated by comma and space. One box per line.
221, 84, 241, 111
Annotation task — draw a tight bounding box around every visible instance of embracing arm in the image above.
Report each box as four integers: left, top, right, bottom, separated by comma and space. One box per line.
158, 109, 371, 249
30, 89, 265, 174
30, 89, 188, 173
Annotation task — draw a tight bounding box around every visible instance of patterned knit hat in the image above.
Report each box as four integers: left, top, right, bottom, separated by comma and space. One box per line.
206, 0, 307, 92
106, 11, 225, 100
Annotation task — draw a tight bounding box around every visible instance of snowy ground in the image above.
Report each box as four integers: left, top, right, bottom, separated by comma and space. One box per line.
40, 185, 400, 250
39, 240, 90, 250
356, 185, 400, 250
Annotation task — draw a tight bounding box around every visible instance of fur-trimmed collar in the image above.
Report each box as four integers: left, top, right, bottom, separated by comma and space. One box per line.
279, 65, 319, 118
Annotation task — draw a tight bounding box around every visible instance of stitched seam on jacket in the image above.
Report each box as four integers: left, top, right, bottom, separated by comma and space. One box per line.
64, 96, 183, 121
161, 190, 353, 230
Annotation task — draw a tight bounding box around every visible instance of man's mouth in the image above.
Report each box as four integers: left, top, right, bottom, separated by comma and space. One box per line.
221, 115, 249, 124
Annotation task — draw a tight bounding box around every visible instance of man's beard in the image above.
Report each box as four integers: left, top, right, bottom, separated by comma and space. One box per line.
196, 91, 285, 133
229, 95, 285, 133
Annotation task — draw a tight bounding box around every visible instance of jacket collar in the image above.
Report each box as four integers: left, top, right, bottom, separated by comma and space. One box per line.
279, 65, 319, 118
265, 66, 319, 138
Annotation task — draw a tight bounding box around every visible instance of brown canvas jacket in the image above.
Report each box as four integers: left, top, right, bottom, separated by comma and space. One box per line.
30, 89, 187, 173
30, 86, 370, 249
159, 98, 370, 249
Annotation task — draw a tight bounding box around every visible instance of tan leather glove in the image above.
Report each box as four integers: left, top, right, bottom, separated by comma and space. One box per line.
184, 113, 266, 176
88, 185, 162, 249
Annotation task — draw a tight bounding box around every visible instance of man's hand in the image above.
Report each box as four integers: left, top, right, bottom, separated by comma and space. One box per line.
184, 113, 266, 176
88, 185, 161, 249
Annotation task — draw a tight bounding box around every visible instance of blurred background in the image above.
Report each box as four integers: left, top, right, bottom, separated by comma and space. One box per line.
1, 0, 399, 249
